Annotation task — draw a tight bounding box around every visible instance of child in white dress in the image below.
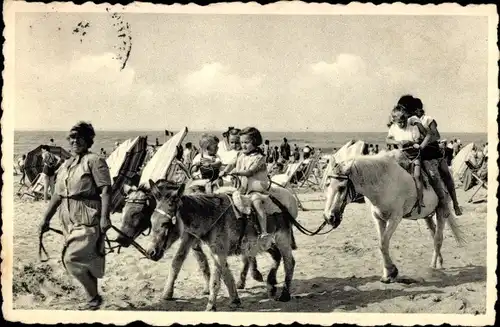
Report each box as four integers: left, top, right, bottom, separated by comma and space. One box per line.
220, 127, 273, 249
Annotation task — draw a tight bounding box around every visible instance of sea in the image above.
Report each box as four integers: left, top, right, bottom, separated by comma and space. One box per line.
14, 130, 487, 158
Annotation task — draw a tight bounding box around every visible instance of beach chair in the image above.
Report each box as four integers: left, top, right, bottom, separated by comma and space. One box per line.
19, 173, 45, 201
465, 161, 487, 203
270, 161, 306, 211
298, 156, 321, 188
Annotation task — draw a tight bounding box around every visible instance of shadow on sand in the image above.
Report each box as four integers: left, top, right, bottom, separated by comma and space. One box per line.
116, 265, 485, 312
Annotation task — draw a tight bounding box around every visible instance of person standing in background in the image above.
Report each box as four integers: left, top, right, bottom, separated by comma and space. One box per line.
183, 142, 194, 168
41, 145, 61, 202
292, 146, 300, 162
263, 140, 271, 163
49, 138, 56, 146
272, 146, 280, 163
18, 154, 26, 185
280, 138, 291, 161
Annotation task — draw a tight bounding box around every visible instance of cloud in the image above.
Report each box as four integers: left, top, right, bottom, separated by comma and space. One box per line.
180, 63, 263, 96
69, 52, 136, 93
311, 54, 366, 76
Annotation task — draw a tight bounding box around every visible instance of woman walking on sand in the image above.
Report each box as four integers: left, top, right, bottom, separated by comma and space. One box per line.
39, 121, 112, 310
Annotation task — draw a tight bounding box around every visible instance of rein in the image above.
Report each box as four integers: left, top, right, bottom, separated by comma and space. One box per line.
268, 179, 334, 236
38, 223, 153, 263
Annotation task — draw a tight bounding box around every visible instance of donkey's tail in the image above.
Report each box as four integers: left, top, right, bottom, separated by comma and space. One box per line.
446, 212, 467, 246
290, 228, 297, 250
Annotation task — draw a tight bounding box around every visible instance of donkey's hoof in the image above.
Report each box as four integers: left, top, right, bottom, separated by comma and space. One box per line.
236, 280, 245, 289
205, 305, 217, 312
388, 266, 399, 279
161, 291, 174, 301
278, 289, 291, 302
267, 285, 277, 298
229, 298, 242, 309
252, 270, 264, 283
380, 277, 395, 284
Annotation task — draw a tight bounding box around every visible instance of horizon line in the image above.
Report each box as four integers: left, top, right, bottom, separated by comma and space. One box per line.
13, 128, 488, 134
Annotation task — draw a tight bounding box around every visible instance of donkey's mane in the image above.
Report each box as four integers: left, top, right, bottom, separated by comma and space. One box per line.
350, 154, 400, 187
180, 194, 226, 217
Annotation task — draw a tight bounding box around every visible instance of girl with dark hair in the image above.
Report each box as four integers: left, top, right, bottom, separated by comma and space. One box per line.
220, 127, 273, 250
39, 121, 112, 310
411, 98, 462, 215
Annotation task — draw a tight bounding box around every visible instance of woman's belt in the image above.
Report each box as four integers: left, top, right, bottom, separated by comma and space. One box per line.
61, 194, 102, 202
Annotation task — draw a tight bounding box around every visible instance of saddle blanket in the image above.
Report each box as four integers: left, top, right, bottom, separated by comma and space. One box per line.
215, 184, 298, 219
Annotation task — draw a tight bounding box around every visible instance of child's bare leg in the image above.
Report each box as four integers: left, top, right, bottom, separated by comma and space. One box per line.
252, 199, 268, 235
414, 162, 424, 214
438, 159, 462, 215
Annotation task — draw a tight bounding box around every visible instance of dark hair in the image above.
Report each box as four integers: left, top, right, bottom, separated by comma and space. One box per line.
41, 145, 50, 151
50, 138, 54, 142
397, 95, 417, 116
264, 139, 270, 145
185, 142, 192, 149
283, 137, 288, 142
414, 97, 423, 110
69, 121, 96, 148
22, 154, 26, 159
240, 127, 263, 147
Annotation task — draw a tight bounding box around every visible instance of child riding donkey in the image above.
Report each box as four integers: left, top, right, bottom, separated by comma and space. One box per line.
386, 103, 453, 218
220, 127, 274, 250
190, 134, 223, 194
388, 95, 462, 216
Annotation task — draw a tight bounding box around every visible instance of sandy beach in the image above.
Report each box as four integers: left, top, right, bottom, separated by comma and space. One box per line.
11, 178, 487, 313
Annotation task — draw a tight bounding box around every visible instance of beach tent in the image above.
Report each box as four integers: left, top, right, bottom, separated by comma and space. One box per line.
451, 143, 475, 182
320, 140, 365, 189
139, 127, 188, 188
24, 145, 71, 183
107, 136, 148, 213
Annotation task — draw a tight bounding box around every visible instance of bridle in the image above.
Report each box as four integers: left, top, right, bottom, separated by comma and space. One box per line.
153, 194, 232, 240
325, 173, 357, 228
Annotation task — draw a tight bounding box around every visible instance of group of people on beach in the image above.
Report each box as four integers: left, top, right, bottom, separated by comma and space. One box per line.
32, 93, 484, 310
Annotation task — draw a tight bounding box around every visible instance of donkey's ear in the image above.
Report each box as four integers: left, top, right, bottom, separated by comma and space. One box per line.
123, 183, 132, 195
176, 183, 186, 197
149, 179, 162, 199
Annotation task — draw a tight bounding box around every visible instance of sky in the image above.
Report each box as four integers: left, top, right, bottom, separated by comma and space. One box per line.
14, 13, 489, 132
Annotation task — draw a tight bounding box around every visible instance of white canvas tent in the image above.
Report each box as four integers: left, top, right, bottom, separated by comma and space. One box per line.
139, 127, 188, 188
